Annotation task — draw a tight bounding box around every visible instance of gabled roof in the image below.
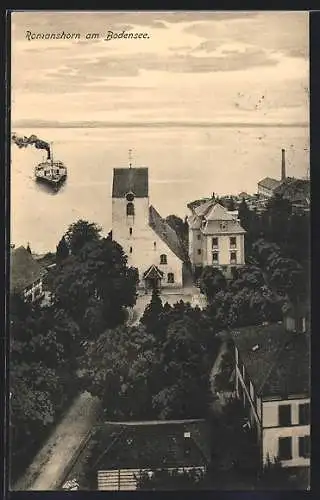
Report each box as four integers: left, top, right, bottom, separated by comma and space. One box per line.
230, 323, 310, 399
149, 206, 185, 261
202, 220, 246, 235
143, 265, 164, 280
10, 246, 44, 293
257, 177, 281, 190
205, 203, 237, 222
112, 167, 148, 198
194, 199, 214, 217
85, 420, 210, 471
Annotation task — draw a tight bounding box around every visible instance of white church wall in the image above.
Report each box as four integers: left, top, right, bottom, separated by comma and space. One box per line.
112, 198, 182, 288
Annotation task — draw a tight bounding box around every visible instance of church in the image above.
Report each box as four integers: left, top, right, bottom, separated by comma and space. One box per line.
111, 165, 185, 291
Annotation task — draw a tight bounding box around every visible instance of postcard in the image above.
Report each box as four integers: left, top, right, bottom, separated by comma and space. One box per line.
9, 10, 310, 491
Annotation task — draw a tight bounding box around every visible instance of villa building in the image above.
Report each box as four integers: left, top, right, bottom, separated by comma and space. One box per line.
187, 196, 246, 279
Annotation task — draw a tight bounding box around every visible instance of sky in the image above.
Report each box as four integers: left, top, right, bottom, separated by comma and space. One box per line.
11, 11, 309, 128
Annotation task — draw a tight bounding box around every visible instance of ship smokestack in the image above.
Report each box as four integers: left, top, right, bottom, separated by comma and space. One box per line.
281, 148, 286, 181
11, 133, 51, 160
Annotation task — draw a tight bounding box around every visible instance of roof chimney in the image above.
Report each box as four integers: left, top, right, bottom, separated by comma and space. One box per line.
212, 192, 215, 200
281, 148, 286, 181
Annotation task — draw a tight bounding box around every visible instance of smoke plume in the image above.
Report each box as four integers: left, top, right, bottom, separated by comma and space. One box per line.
11, 133, 51, 160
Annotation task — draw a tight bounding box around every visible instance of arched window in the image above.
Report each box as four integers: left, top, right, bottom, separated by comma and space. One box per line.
168, 273, 174, 283
129, 246, 133, 253
127, 202, 134, 216
160, 254, 167, 265
153, 241, 156, 250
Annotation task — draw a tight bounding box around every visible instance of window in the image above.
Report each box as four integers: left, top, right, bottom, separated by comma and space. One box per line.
299, 436, 310, 458
230, 251, 237, 264
129, 246, 133, 254
230, 236, 237, 248
220, 222, 227, 231
153, 241, 156, 250
160, 254, 167, 265
212, 252, 219, 264
197, 249, 201, 255
168, 273, 174, 283
278, 405, 291, 426
212, 237, 218, 248
278, 437, 292, 460
197, 234, 201, 240
126, 202, 134, 216
129, 227, 133, 235
299, 403, 310, 425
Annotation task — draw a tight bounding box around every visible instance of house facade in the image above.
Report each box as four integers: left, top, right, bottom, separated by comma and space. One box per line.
10, 246, 45, 302
112, 167, 184, 291
231, 312, 310, 469
187, 198, 246, 279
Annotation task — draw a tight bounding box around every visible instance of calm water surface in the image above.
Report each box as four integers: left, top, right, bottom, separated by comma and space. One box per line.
11, 126, 309, 254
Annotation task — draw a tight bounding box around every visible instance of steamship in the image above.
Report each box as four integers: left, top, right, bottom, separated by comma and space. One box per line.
34, 147, 67, 190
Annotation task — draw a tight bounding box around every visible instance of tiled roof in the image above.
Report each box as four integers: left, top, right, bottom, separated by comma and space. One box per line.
187, 214, 201, 230
87, 420, 210, 471
10, 246, 44, 293
202, 220, 246, 235
149, 206, 185, 261
230, 323, 310, 399
205, 203, 237, 221
257, 177, 281, 190
194, 200, 215, 217
112, 167, 148, 198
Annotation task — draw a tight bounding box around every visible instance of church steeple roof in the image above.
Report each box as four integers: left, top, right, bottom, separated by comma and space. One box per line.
112, 167, 149, 198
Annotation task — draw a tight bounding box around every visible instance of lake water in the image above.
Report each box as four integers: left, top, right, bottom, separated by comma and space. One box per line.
11, 126, 309, 254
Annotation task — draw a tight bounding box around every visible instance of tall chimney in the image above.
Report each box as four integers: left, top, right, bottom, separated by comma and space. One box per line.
281, 148, 286, 181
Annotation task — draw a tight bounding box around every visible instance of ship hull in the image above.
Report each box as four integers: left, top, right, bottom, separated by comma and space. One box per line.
35, 173, 67, 190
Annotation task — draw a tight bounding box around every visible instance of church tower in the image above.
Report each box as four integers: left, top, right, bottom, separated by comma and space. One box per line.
111, 152, 149, 269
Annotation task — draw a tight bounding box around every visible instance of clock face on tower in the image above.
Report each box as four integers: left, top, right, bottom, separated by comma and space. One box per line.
126, 192, 135, 202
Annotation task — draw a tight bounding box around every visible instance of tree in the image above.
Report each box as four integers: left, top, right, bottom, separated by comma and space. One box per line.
267, 256, 307, 303
166, 214, 189, 254
140, 289, 164, 334
81, 324, 159, 420
10, 297, 72, 482
200, 266, 227, 300
50, 238, 138, 336
56, 235, 69, 263
65, 219, 102, 255
238, 199, 251, 232
265, 194, 292, 245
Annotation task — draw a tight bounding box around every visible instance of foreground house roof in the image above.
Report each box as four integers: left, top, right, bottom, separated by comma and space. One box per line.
76, 420, 210, 473
149, 206, 185, 261
230, 323, 310, 399
112, 167, 149, 198
257, 177, 282, 190
10, 246, 44, 293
